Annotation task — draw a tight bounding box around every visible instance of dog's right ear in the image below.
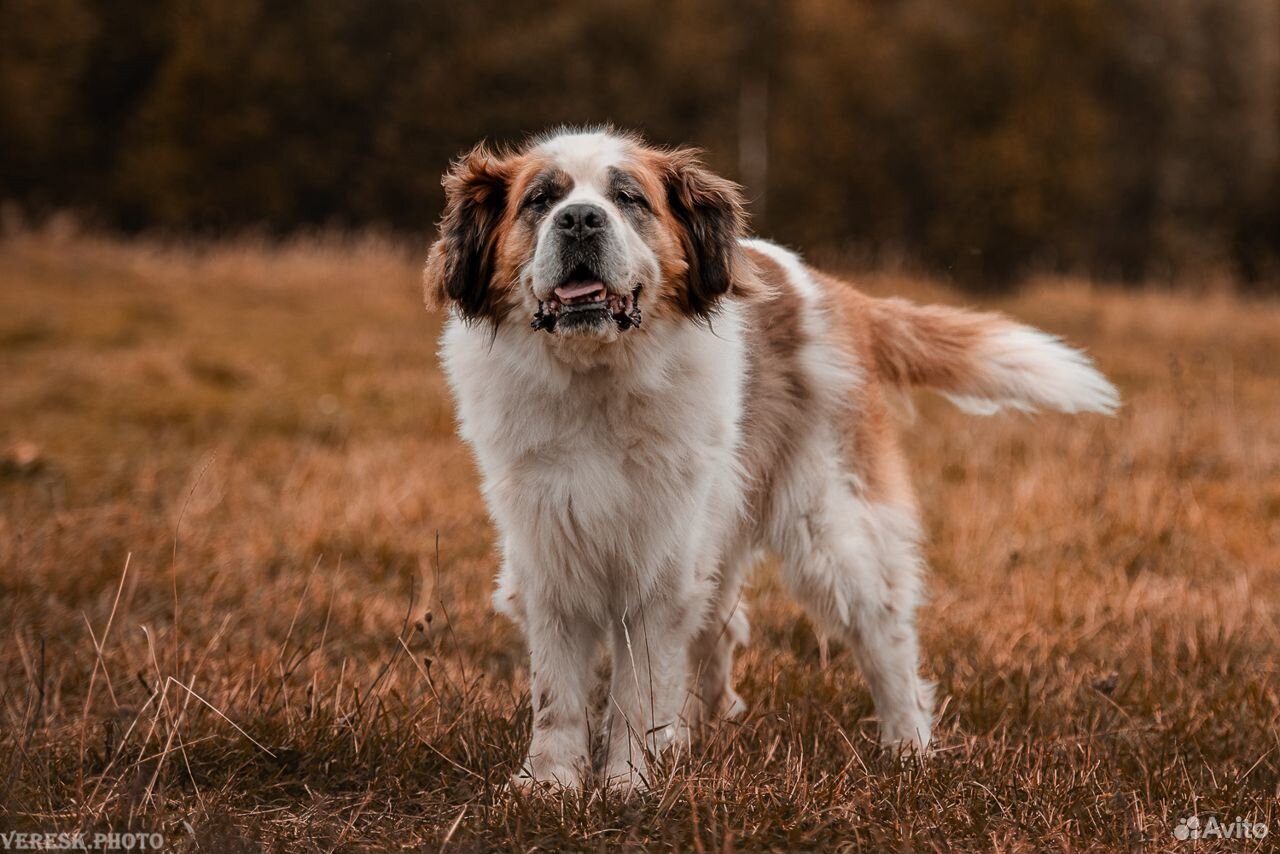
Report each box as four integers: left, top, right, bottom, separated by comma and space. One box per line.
424, 144, 512, 321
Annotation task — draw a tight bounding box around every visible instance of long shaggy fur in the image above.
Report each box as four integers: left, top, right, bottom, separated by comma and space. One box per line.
424, 129, 1118, 791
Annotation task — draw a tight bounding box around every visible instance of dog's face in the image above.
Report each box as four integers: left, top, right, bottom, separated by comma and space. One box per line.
425, 130, 747, 342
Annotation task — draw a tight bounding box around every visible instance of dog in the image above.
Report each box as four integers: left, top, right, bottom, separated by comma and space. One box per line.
423, 127, 1118, 791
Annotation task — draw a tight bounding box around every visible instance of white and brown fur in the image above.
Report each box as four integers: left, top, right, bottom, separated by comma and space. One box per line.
424, 128, 1118, 791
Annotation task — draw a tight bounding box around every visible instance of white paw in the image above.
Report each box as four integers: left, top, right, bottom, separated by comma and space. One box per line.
722, 690, 747, 720
878, 716, 932, 755
510, 756, 586, 792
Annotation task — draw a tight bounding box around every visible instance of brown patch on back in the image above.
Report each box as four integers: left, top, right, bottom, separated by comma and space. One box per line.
732, 246, 914, 511
735, 248, 915, 513
736, 246, 813, 510
818, 272, 917, 508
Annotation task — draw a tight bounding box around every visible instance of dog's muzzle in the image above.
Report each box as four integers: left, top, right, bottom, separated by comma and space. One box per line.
531, 204, 642, 333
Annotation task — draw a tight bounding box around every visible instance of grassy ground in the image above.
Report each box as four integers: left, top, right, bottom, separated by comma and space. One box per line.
1, 229, 1277, 852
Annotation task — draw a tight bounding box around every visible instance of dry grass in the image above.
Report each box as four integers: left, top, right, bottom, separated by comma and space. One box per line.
1, 229, 1277, 852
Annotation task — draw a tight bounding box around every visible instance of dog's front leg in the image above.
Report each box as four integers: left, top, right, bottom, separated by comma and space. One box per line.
514, 602, 601, 791
602, 599, 694, 791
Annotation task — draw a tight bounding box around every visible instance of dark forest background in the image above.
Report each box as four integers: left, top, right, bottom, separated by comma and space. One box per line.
3, 0, 1279, 287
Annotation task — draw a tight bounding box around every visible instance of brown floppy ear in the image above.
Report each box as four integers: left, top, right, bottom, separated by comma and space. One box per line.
662, 147, 748, 318
424, 144, 511, 321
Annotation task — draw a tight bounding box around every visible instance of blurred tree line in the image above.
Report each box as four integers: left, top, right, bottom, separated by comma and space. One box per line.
3, 0, 1278, 287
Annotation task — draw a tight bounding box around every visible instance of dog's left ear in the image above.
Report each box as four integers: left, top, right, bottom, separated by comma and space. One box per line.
424, 144, 512, 321
661, 148, 749, 318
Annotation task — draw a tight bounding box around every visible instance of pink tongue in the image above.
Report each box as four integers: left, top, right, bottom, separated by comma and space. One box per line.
554, 281, 605, 301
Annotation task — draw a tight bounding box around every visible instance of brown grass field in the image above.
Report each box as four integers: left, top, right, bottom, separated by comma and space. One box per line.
1, 229, 1278, 852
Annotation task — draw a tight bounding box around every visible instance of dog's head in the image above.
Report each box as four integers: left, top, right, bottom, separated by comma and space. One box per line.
425, 129, 749, 342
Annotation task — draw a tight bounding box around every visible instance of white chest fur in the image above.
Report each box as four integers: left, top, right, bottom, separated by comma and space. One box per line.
440, 308, 748, 618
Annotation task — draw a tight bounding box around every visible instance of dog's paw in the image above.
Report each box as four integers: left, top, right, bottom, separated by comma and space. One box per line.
510, 756, 587, 793
722, 689, 747, 721
877, 718, 933, 758
877, 683, 935, 756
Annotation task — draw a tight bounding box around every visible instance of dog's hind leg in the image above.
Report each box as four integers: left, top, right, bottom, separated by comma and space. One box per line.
767, 455, 934, 751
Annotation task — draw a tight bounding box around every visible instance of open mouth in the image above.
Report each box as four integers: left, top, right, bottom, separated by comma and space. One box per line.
532, 265, 642, 333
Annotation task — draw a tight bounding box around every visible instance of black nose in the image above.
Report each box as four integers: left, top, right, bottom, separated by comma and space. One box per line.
555, 203, 606, 239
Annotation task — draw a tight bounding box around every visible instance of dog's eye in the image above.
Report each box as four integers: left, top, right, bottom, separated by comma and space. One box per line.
615, 189, 648, 209
524, 188, 552, 211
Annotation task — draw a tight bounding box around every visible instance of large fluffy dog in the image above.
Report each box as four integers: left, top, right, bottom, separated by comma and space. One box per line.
424, 128, 1117, 790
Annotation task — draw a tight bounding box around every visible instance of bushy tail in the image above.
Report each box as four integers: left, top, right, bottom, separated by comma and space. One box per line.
867, 297, 1119, 415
